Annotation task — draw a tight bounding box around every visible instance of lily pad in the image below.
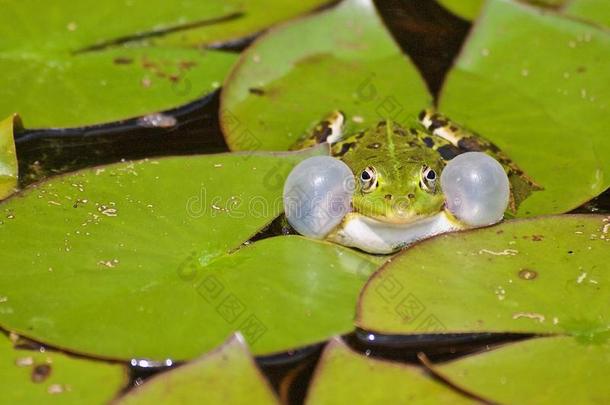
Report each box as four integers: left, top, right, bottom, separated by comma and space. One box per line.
220, 0, 431, 151
1, 47, 236, 129
436, 0, 484, 20
154, 1, 334, 47
304, 337, 471, 404
439, 0, 610, 216
436, 0, 568, 21
0, 115, 19, 200
0, 333, 127, 404
434, 336, 610, 404
117, 334, 279, 405
0, 1, 243, 128
357, 215, 610, 336
0, 1, 335, 128
0, 150, 379, 360
0, 1, 236, 52
565, 0, 610, 27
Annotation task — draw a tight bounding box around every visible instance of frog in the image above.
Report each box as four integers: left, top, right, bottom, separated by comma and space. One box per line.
289, 109, 541, 254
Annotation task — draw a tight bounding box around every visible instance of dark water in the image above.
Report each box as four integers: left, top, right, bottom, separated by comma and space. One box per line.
7, 0, 609, 403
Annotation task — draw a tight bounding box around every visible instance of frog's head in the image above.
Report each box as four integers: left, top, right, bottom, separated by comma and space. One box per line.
345, 147, 446, 224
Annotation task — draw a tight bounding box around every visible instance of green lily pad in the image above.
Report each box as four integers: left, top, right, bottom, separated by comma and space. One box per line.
117, 334, 279, 405
0, 150, 379, 360
304, 337, 471, 404
436, 0, 484, 20
220, 0, 431, 151
0, 1, 235, 52
0, 333, 127, 404
436, 0, 569, 21
439, 0, 610, 217
0, 3, 229, 128
1, 47, 236, 129
434, 336, 610, 404
565, 0, 610, 27
0, 115, 19, 200
0, 1, 335, 128
154, 1, 334, 48
357, 215, 610, 336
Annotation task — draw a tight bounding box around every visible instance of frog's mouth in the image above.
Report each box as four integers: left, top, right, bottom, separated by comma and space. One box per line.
326, 209, 465, 254
350, 207, 438, 226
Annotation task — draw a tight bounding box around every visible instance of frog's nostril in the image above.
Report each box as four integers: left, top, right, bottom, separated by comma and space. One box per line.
384, 194, 393, 200
408, 193, 415, 199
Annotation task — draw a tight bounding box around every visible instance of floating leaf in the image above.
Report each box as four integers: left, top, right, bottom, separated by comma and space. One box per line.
0, 1, 334, 128
155, 1, 334, 47
565, 0, 610, 27
435, 0, 484, 20
304, 337, 471, 404
357, 215, 610, 336
0, 46, 236, 128
221, 0, 431, 151
0, 1, 236, 51
434, 336, 610, 404
0, 333, 126, 404
0, 1, 245, 128
436, 0, 571, 21
117, 334, 279, 405
0, 150, 379, 360
439, 0, 610, 216
0, 115, 19, 200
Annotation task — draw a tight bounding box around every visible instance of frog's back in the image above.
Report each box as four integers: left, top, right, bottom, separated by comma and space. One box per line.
331, 121, 458, 164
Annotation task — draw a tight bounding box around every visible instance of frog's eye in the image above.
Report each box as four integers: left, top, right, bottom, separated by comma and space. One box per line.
360, 166, 378, 193
420, 166, 437, 192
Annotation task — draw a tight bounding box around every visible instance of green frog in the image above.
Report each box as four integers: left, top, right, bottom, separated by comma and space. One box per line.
290, 109, 541, 254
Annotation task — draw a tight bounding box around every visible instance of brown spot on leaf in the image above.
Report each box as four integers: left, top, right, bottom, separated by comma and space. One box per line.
31, 364, 52, 383
248, 87, 265, 96
518, 269, 538, 280
179, 60, 197, 70
113, 57, 133, 65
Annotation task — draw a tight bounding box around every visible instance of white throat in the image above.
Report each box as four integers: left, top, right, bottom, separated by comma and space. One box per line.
326, 210, 465, 254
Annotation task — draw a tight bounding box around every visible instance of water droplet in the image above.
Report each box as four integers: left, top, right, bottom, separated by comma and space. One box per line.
137, 113, 177, 128
98, 205, 118, 217
15, 357, 33, 367
47, 384, 67, 395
